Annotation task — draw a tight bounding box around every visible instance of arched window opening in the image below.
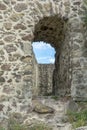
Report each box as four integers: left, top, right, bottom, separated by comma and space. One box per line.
32, 41, 55, 96
32, 15, 70, 97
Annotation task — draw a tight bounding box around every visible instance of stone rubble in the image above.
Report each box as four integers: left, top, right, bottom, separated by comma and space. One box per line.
75, 126, 87, 130
24, 97, 73, 130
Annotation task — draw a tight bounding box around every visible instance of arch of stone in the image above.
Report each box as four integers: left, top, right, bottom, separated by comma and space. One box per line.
0, 0, 86, 123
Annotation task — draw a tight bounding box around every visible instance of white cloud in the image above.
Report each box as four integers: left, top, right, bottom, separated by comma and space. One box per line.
37, 57, 48, 60
32, 41, 55, 63
37, 57, 55, 63
33, 42, 52, 50
49, 58, 55, 63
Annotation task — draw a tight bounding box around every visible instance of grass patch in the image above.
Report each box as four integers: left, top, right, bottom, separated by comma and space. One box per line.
51, 95, 59, 100
67, 109, 87, 128
7, 118, 27, 130
0, 121, 52, 130
0, 127, 5, 130
29, 123, 52, 130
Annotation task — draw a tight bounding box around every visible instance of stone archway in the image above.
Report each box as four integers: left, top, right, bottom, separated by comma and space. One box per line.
33, 15, 71, 96
0, 0, 85, 123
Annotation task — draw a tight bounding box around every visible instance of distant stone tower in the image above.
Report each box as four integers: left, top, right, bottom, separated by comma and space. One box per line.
0, 0, 86, 123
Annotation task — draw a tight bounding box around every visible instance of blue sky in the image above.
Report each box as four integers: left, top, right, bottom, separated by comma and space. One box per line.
32, 41, 55, 64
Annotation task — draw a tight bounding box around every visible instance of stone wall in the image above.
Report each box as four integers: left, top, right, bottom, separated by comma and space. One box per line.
34, 15, 71, 96
53, 37, 72, 96
69, 0, 86, 101
0, 0, 86, 124
32, 51, 39, 96
38, 64, 54, 96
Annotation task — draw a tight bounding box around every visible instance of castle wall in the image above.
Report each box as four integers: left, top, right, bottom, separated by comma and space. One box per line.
53, 34, 72, 96
32, 51, 39, 96
38, 64, 54, 96
0, 0, 86, 124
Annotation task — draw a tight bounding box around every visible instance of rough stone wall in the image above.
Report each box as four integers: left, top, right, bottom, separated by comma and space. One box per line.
53, 35, 72, 96
69, 0, 86, 101
34, 15, 71, 97
38, 64, 54, 96
32, 51, 39, 96
0, 0, 86, 124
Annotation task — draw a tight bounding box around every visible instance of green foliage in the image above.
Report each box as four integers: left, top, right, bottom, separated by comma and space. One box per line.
0, 127, 5, 130
67, 109, 87, 128
51, 95, 59, 100
29, 124, 52, 130
0, 121, 52, 130
8, 123, 52, 130
7, 118, 27, 130
8, 123, 26, 130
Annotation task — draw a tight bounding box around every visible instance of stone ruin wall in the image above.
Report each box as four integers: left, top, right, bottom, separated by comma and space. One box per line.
52, 28, 71, 96
33, 14, 73, 97
32, 53, 54, 96
38, 64, 54, 96
0, 0, 86, 124
32, 51, 39, 96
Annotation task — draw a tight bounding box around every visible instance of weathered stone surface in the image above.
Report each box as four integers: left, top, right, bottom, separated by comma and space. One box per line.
23, 71, 32, 75
0, 71, 4, 76
0, 104, 4, 111
23, 76, 32, 81
73, 44, 80, 50
1, 64, 11, 71
14, 23, 26, 30
0, 56, 5, 62
38, 64, 54, 95
0, 3, 7, 10
4, 35, 16, 42
0, 77, 5, 82
8, 106, 12, 111
9, 112, 23, 124
75, 126, 87, 130
66, 99, 79, 112
3, 0, 10, 5
9, 54, 21, 61
24, 65, 32, 71
7, 79, 12, 83
72, 82, 87, 101
0, 50, 4, 55
0, 0, 86, 126
0, 15, 3, 19
14, 3, 27, 12
13, 54, 21, 58
32, 100, 54, 114
3, 85, 14, 94
15, 75, 21, 82
0, 40, 4, 45
4, 45, 17, 53
4, 22, 12, 30
9, 56, 17, 62
0, 94, 9, 102
11, 0, 16, 5
10, 13, 21, 22
22, 34, 33, 41
82, 50, 87, 57
34, 16, 66, 48
20, 56, 32, 63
